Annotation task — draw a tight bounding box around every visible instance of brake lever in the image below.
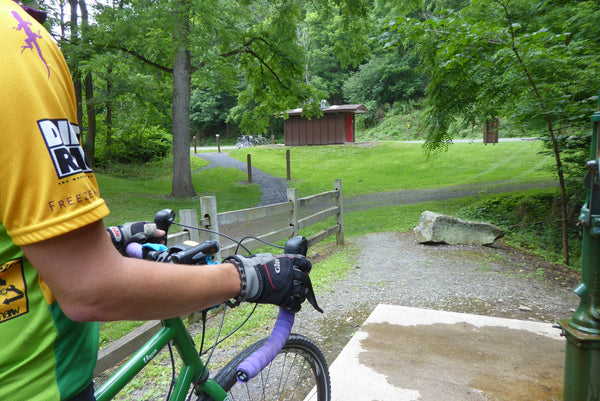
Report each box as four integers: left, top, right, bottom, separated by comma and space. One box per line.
303, 277, 323, 313
284, 236, 323, 313
150, 209, 175, 244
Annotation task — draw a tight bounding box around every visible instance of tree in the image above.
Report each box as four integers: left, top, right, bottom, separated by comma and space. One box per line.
342, 50, 426, 108
84, 0, 370, 196
301, 8, 371, 104
190, 88, 236, 139
386, 0, 600, 264
56, 0, 99, 166
171, 0, 194, 196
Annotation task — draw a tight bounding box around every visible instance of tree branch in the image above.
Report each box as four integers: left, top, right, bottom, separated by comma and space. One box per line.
193, 36, 291, 89
421, 27, 506, 46
112, 46, 173, 74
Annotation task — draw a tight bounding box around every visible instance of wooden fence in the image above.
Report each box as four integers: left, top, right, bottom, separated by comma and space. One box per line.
94, 179, 344, 376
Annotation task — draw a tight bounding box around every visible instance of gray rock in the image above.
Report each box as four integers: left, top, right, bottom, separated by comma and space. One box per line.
413, 211, 504, 245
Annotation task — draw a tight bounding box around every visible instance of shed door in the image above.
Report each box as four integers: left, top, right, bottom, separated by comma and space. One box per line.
345, 113, 354, 143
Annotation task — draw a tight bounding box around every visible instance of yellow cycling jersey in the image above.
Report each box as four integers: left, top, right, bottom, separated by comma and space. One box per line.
0, 2, 109, 245
0, 1, 110, 400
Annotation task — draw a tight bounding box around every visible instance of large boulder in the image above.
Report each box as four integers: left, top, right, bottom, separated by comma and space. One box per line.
413, 211, 504, 245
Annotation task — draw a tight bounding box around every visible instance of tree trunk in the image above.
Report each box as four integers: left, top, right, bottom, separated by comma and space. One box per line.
68, 0, 83, 132
499, 0, 570, 265
104, 67, 113, 169
80, 0, 96, 167
83, 72, 96, 167
171, 6, 195, 197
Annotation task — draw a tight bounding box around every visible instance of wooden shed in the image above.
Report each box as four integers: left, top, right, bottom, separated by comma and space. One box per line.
283, 104, 368, 146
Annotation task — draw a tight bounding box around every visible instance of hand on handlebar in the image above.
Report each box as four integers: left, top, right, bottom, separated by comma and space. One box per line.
224, 254, 323, 314
107, 221, 166, 255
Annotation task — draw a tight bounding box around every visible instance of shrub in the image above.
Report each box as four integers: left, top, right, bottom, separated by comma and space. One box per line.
459, 191, 582, 267
96, 125, 172, 166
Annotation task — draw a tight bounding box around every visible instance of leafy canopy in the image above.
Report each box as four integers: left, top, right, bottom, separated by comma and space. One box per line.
385, 0, 600, 151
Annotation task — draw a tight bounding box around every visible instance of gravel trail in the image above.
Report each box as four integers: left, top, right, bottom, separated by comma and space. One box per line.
292, 232, 579, 363
193, 152, 288, 205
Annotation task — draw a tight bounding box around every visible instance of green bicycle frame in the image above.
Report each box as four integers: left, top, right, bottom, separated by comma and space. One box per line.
94, 317, 230, 401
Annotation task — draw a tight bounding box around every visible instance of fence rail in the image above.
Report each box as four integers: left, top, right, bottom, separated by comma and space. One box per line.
94, 179, 344, 376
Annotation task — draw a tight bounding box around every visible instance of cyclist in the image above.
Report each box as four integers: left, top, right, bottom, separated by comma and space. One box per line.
0, 2, 315, 401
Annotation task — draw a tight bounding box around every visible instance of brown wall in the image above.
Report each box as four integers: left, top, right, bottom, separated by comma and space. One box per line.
284, 113, 351, 146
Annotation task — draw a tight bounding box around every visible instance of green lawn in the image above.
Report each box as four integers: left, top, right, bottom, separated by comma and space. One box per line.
97, 140, 554, 234
97, 167, 262, 227
228, 141, 553, 198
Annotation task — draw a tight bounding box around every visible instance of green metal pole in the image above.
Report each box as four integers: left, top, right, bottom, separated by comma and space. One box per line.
559, 94, 600, 401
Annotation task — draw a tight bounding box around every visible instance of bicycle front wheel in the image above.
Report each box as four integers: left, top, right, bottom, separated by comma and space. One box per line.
199, 333, 330, 401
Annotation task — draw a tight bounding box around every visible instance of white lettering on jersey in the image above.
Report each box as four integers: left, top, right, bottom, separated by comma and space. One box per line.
37, 119, 92, 179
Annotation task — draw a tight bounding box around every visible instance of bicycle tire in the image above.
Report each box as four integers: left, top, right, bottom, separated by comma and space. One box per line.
197, 333, 331, 401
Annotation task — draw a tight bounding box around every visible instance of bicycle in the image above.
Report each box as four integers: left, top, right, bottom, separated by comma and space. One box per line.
235, 134, 270, 149
94, 209, 331, 401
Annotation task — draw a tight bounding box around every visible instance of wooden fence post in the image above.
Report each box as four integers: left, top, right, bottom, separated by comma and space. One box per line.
200, 196, 221, 260
179, 209, 198, 242
247, 154, 252, 183
335, 178, 344, 245
286, 149, 291, 181
287, 187, 298, 237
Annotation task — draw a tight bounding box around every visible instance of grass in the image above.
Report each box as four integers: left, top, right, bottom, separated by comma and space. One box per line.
99, 321, 146, 349
227, 141, 553, 198
97, 141, 552, 227
97, 166, 261, 227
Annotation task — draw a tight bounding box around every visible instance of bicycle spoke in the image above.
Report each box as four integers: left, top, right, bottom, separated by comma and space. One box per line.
231, 352, 311, 400
209, 334, 330, 401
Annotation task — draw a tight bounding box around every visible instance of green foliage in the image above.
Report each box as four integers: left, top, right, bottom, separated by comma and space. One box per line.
385, 0, 600, 151
301, 7, 371, 105
99, 154, 209, 180
539, 132, 591, 205
190, 87, 237, 138
95, 125, 171, 166
379, 0, 600, 264
356, 101, 424, 139
342, 52, 426, 116
458, 190, 582, 268
301, 12, 349, 104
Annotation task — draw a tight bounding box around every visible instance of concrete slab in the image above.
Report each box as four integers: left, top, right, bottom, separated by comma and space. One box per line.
329, 304, 565, 401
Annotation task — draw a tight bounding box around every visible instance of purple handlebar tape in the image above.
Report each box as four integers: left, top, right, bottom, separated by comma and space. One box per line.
126, 243, 144, 259
236, 307, 295, 382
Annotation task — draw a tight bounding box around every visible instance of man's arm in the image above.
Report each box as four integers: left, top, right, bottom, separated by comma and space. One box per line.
21, 220, 241, 322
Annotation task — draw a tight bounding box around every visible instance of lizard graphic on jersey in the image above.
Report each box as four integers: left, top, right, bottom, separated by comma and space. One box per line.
11, 10, 50, 78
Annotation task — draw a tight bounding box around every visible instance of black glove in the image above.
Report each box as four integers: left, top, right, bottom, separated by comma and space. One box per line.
224, 254, 323, 313
107, 221, 159, 255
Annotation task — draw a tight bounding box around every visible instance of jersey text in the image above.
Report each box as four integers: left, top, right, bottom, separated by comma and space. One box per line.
38, 119, 92, 179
